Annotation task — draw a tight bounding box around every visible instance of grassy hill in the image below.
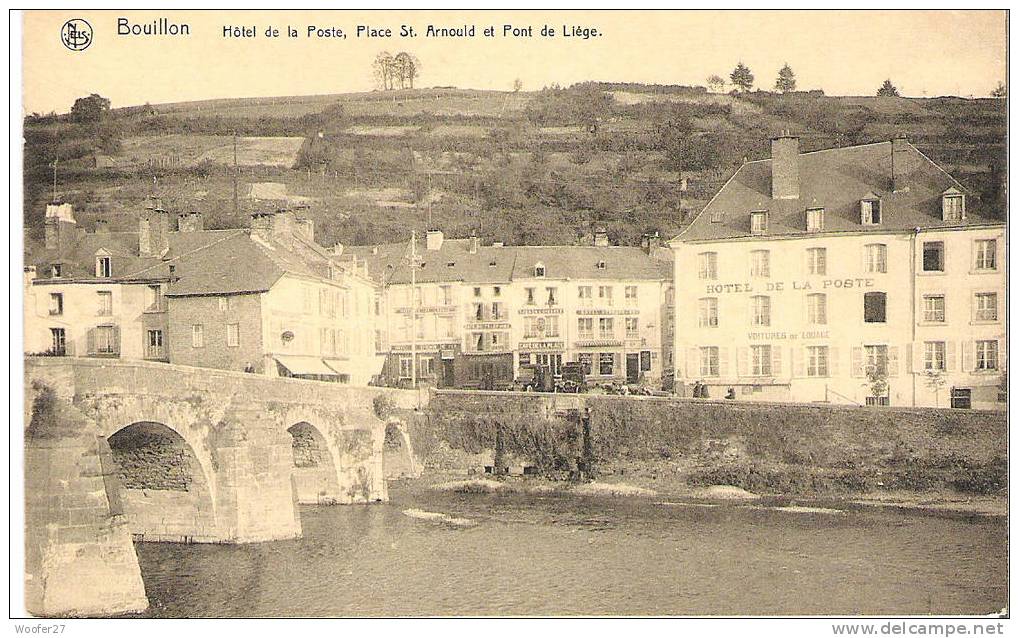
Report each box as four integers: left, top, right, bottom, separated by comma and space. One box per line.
23, 84, 1006, 249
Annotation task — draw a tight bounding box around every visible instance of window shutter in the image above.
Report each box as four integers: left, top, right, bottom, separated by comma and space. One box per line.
888, 346, 900, 377
86, 328, 96, 355
851, 347, 864, 378
771, 346, 783, 376
737, 347, 748, 377
614, 352, 622, 375
961, 340, 975, 372
945, 341, 957, 372
1000, 338, 1007, 371
829, 347, 840, 377
718, 347, 730, 378
792, 347, 804, 377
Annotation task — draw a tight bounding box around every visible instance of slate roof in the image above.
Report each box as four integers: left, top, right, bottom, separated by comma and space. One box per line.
675, 140, 1004, 243
344, 238, 671, 285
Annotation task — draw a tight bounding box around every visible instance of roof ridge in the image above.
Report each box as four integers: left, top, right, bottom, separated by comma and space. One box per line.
122, 229, 246, 278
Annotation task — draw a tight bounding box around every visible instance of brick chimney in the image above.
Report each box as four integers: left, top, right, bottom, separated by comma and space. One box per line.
138, 206, 170, 256
44, 203, 77, 250
641, 231, 662, 255
770, 133, 800, 200
593, 228, 610, 247
468, 235, 479, 254
250, 209, 295, 246
891, 134, 910, 193
178, 211, 204, 233
426, 229, 444, 251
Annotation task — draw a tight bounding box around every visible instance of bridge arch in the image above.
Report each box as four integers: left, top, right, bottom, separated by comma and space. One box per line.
287, 421, 342, 504
383, 419, 420, 479
107, 421, 218, 542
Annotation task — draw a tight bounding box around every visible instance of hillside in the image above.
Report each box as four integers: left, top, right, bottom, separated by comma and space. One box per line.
23, 84, 1006, 249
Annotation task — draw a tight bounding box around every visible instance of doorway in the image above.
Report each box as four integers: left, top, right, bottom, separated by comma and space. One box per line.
626, 353, 640, 383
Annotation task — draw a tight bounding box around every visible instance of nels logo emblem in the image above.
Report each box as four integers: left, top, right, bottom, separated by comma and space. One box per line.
61, 19, 93, 51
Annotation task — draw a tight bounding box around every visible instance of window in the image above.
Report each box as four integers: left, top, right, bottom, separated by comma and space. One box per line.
861, 198, 881, 225
51, 264, 62, 278
750, 211, 768, 234
806, 208, 824, 232
145, 330, 164, 359
491, 302, 504, 320
975, 239, 997, 270
473, 303, 484, 321
698, 252, 718, 280
48, 293, 63, 316
751, 345, 772, 376
864, 345, 888, 378
440, 316, 455, 338
943, 194, 965, 221
440, 285, 452, 306
864, 244, 887, 273
598, 317, 614, 339
578, 318, 594, 339
751, 295, 771, 327
578, 286, 592, 306
546, 287, 558, 306
625, 317, 639, 338
974, 293, 998, 322
94, 326, 117, 355
493, 286, 501, 296
750, 250, 770, 278
399, 357, 413, 379
700, 347, 719, 377
491, 333, 501, 347
146, 285, 163, 311
807, 248, 827, 275
807, 346, 829, 377
699, 298, 718, 328
599, 353, 614, 376
923, 295, 946, 323
922, 241, 945, 272
419, 357, 434, 376
96, 256, 112, 278
863, 292, 887, 323
976, 340, 998, 371
303, 286, 314, 313
525, 287, 535, 305
709, 210, 725, 223
219, 297, 230, 312
598, 286, 614, 306
50, 328, 66, 355
923, 341, 946, 372
192, 324, 204, 348
227, 323, 240, 347
534, 263, 546, 277
807, 293, 827, 325
473, 287, 481, 297
546, 316, 560, 337
97, 291, 112, 316
474, 333, 485, 352
596, 260, 607, 270
625, 285, 638, 306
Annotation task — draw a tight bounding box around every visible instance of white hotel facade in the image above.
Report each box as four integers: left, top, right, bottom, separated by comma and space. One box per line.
670, 135, 1006, 409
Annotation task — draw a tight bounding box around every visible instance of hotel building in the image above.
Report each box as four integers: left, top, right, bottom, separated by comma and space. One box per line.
669, 136, 1005, 409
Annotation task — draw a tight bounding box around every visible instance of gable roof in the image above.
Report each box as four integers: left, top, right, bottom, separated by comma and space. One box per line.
675, 140, 1003, 243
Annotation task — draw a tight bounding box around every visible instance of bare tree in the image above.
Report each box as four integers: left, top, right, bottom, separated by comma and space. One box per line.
991, 81, 1007, 98
393, 52, 421, 89
513, 78, 523, 93
373, 51, 395, 90
706, 75, 725, 93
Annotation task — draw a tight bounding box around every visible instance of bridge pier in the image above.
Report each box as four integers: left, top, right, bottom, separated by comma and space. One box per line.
24, 391, 148, 617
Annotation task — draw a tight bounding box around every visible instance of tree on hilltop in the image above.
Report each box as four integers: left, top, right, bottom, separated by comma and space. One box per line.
774, 64, 796, 93
71, 93, 110, 123
729, 63, 754, 93
877, 79, 900, 97
991, 81, 1006, 98
706, 74, 725, 93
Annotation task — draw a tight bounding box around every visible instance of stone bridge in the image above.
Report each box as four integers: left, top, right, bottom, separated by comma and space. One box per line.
23, 357, 421, 617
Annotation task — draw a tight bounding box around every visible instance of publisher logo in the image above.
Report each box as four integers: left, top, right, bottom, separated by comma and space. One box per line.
61, 19, 93, 51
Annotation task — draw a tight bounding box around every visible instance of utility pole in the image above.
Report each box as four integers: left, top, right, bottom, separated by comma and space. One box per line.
232, 131, 239, 215
51, 159, 58, 202
409, 230, 418, 389
427, 171, 433, 227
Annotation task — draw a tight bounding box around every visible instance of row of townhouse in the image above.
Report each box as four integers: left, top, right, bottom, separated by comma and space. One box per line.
24, 202, 383, 384
343, 231, 675, 389
668, 135, 1006, 410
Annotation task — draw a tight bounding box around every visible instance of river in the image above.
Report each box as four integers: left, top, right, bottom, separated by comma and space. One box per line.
133, 483, 1006, 616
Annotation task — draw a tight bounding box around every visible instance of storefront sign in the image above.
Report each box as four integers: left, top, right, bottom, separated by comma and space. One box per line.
748, 330, 831, 341
704, 279, 874, 294
519, 341, 565, 351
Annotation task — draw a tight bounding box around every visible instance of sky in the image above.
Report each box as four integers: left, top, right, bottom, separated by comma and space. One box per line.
22, 9, 1008, 114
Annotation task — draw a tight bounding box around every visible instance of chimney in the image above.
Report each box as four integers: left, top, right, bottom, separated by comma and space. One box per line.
44, 203, 76, 250
94, 219, 110, 235
770, 132, 800, 200
250, 208, 295, 247
332, 242, 344, 256
293, 217, 314, 243
593, 228, 610, 247
641, 231, 662, 255
468, 235, 479, 254
138, 206, 170, 256
425, 229, 444, 251
178, 211, 204, 233
891, 134, 910, 193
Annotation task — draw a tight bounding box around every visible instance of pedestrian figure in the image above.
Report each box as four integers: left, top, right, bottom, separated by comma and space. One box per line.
726, 387, 736, 400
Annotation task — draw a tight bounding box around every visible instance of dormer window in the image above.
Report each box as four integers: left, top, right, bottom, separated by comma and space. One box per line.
596, 260, 607, 270
750, 211, 768, 235
710, 210, 725, 223
861, 197, 882, 225
534, 263, 546, 278
50, 264, 62, 278
942, 189, 965, 222
96, 255, 112, 278
446, 262, 455, 268
806, 208, 824, 232
489, 260, 497, 267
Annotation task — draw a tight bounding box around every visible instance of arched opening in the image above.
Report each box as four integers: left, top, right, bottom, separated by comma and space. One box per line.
107, 421, 216, 542
288, 422, 341, 504
383, 421, 419, 479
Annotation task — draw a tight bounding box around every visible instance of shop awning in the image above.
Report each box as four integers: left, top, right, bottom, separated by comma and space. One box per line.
323, 359, 348, 374
274, 355, 338, 377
